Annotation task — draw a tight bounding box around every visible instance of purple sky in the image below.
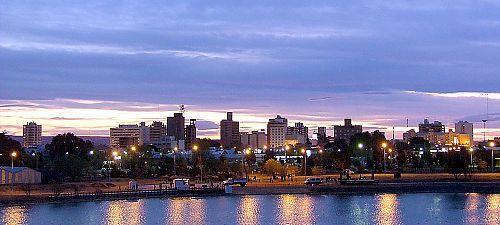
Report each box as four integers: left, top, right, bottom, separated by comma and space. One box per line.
0, 1, 499, 140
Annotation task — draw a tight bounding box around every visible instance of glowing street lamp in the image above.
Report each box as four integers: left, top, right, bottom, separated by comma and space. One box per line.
193, 145, 203, 182
381, 143, 388, 171
284, 145, 291, 176
173, 146, 178, 176
301, 148, 307, 178
490, 142, 496, 172
469, 148, 474, 167
131, 146, 137, 151
11, 152, 17, 169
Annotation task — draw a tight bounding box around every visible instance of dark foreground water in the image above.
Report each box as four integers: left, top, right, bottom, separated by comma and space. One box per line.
0, 193, 498, 225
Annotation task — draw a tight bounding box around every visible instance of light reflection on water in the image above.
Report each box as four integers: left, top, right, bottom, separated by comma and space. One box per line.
276, 195, 315, 225
237, 196, 260, 225
376, 194, 399, 225
1, 206, 26, 225
104, 200, 144, 225
0, 193, 499, 225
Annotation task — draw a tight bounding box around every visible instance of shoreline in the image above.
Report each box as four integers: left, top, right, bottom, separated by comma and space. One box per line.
1, 181, 499, 207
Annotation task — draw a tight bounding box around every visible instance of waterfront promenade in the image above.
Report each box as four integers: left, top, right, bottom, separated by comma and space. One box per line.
1, 173, 499, 206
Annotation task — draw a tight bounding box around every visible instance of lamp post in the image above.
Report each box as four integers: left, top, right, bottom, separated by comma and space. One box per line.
243, 148, 251, 179
173, 146, 178, 176
11, 152, 17, 169
193, 145, 202, 182
358, 143, 365, 168
284, 145, 290, 177
301, 148, 307, 178
490, 142, 496, 172
468, 147, 472, 164
381, 143, 388, 172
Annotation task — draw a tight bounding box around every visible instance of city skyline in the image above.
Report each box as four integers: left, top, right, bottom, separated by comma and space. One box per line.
1, 1, 500, 139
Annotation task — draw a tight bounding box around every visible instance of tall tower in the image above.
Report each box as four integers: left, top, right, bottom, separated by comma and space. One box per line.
167, 113, 185, 141
220, 112, 240, 148
23, 122, 42, 147
185, 119, 197, 149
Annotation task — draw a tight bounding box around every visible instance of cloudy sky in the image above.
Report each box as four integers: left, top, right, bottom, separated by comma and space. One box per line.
1, 0, 499, 140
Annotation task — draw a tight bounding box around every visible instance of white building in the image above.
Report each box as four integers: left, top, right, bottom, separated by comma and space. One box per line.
241, 130, 267, 149
23, 122, 42, 148
267, 115, 288, 149
110, 124, 141, 149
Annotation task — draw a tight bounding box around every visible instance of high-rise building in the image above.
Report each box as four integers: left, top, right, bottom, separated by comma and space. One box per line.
23, 122, 42, 148
241, 130, 267, 149
220, 112, 240, 148
286, 122, 309, 144
403, 129, 417, 142
317, 127, 327, 137
150, 121, 167, 143
110, 124, 141, 149
185, 119, 197, 149
334, 119, 362, 141
139, 122, 150, 145
267, 115, 288, 148
418, 119, 445, 133
455, 121, 473, 142
167, 113, 185, 141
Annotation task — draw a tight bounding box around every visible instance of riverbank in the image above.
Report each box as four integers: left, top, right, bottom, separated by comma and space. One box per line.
232, 182, 500, 195
1, 173, 500, 206
0, 189, 226, 207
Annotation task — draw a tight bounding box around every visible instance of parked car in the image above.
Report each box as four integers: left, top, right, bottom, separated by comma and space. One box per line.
304, 177, 323, 186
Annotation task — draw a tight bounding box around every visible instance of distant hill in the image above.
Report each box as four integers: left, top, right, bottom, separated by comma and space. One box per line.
10, 136, 110, 147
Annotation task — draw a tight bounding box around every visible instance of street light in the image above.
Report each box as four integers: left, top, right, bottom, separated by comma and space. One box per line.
469, 148, 474, 169
193, 145, 202, 182
490, 142, 496, 172
131, 146, 137, 151
358, 143, 366, 169
381, 143, 388, 172
11, 152, 17, 169
284, 145, 290, 177
173, 146, 178, 176
301, 148, 307, 178
242, 148, 251, 179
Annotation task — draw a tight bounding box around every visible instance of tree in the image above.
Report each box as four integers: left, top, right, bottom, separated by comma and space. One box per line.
43, 133, 96, 182
0, 133, 23, 166
262, 159, 283, 175
447, 148, 469, 180
45, 133, 93, 157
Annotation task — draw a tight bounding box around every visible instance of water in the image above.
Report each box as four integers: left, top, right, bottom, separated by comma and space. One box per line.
0, 193, 498, 225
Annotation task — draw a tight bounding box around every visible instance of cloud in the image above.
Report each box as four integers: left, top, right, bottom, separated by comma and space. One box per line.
405, 91, 500, 100
0, 40, 269, 62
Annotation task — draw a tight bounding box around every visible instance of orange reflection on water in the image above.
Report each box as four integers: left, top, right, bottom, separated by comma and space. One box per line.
376, 194, 400, 225
485, 194, 500, 225
465, 193, 481, 225
1, 206, 27, 225
237, 196, 260, 225
166, 198, 206, 224
105, 200, 144, 225
277, 195, 314, 225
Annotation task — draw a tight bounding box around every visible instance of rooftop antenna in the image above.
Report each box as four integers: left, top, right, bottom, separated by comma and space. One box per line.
482, 94, 489, 142
179, 104, 186, 114
392, 126, 395, 145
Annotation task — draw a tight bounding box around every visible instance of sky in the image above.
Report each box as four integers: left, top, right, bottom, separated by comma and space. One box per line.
0, 0, 499, 140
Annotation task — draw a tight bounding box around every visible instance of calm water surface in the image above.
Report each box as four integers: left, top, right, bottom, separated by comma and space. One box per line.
0, 193, 498, 225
